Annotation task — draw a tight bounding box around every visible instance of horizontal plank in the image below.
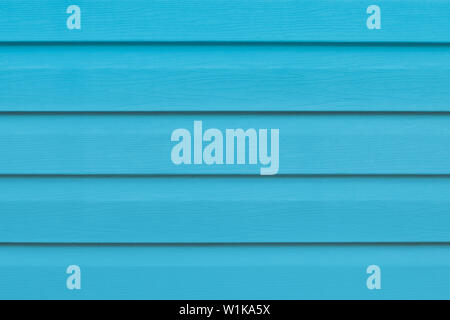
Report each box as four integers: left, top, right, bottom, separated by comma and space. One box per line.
0, 0, 449, 42
0, 114, 449, 174
0, 176, 449, 242
0, 244, 449, 299
1, 44, 450, 111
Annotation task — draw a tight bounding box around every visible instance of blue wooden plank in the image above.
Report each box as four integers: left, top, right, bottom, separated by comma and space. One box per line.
0, 114, 448, 174
1, 44, 449, 111
0, 244, 449, 299
0, 0, 449, 42
0, 176, 449, 242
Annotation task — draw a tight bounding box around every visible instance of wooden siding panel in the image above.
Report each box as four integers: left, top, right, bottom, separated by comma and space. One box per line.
0, 177, 448, 242
1, 44, 449, 111
0, 0, 449, 42
0, 113, 448, 174
0, 244, 449, 299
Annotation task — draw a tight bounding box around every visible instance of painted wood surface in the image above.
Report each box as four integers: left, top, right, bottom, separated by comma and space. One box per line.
0, 113, 448, 174
0, 0, 449, 299
1, 44, 449, 111
0, 176, 448, 243
0, 245, 449, 299
0, 0, 449, 42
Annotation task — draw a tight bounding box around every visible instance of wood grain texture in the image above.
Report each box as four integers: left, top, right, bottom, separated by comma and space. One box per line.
0, 176, 449, 243
0, 0, 449, 42
1, 0, 449, 300
1, 44, 449, 111
0, 244, 449, 299
0, 113, 448, 174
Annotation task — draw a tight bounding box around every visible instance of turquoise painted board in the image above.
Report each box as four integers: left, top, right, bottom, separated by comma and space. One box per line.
0, 0, 449, 42
0, 0, 449, 299
1, 44, 450, 111
0, 177, 449, 243
0, 114, 448, 174
0, 245, 449, 300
